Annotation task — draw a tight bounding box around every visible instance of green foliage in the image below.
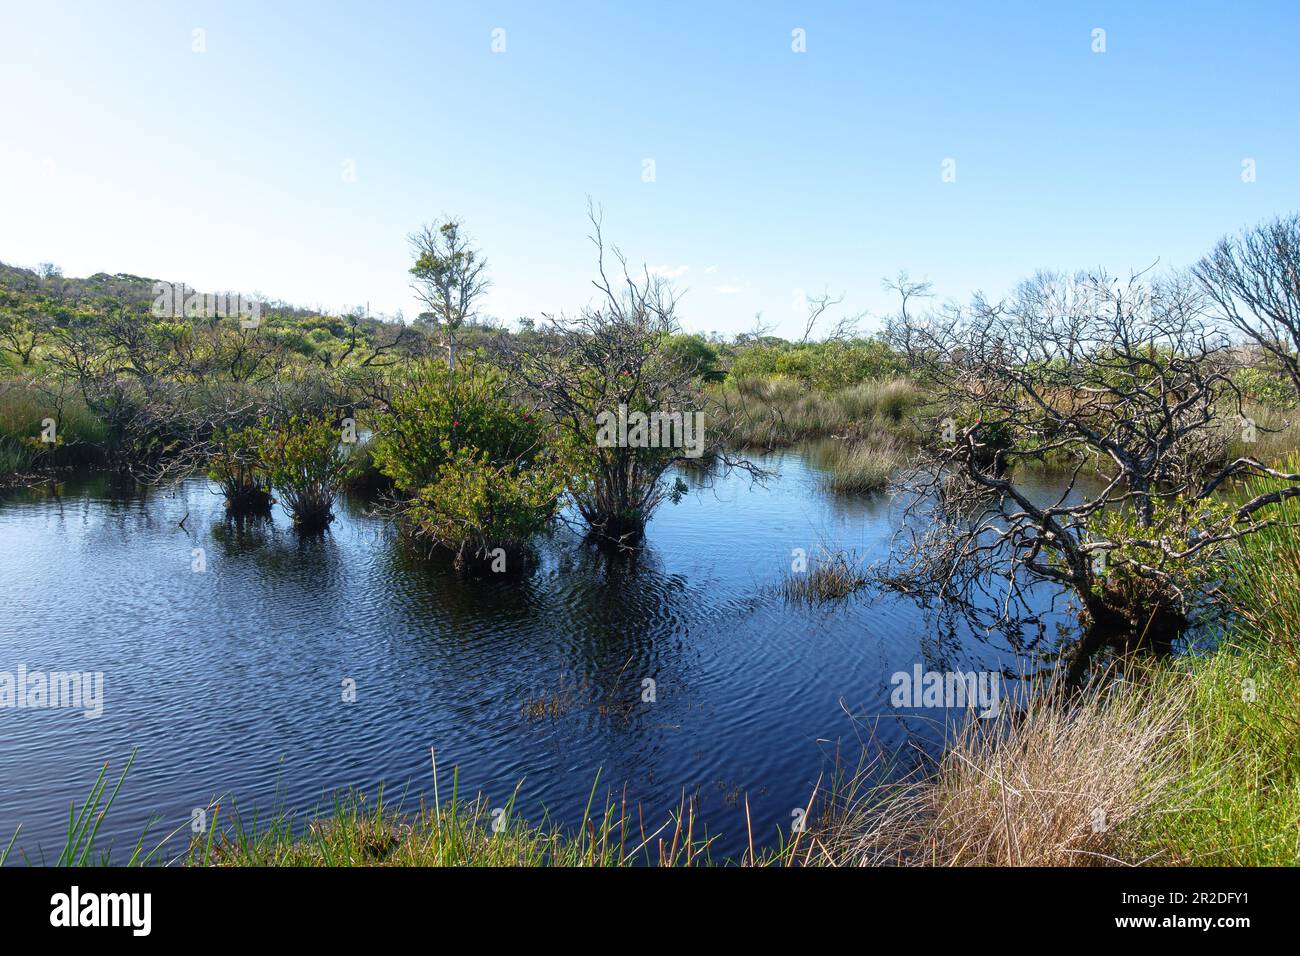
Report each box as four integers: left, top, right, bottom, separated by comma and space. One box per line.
206, 424, 272, 513
1225, 454, 1300, 637
728, 338, 903, 391
1233, 365, 1296, 410
406, 444, 565, 571
257, 415, 348, 530
1087, 496, 1239, 622
372, 358, 560, 566
662, 333, 724, 383
372, 358, 547, 494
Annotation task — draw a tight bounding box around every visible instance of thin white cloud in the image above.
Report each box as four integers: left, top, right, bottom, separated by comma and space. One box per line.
647, 264, 689, 279
704, 264, 719, 274
715, 284, 742, 295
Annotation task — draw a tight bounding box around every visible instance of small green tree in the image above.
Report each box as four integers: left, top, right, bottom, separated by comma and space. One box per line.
408, 218, 489, 372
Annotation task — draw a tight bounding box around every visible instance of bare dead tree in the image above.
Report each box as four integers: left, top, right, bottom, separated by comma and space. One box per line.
797, 289, 863, 345
1193, 213, 1300, 397
883, 267, 1300, 684
492, 204, 767, 547
881, 271, 934, 367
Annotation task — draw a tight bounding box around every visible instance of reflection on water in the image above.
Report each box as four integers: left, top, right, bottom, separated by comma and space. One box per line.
0, 454, 1081, 861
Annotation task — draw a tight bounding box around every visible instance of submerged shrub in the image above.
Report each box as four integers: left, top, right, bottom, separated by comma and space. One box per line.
257, 415, 349, 531
405, 444, 565, 573
207, 424, 272, 514
1083, 496, 1238, 655
372, 358, 561, 567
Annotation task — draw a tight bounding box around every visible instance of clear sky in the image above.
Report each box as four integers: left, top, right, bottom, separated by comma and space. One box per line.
1, 1, 1297, 338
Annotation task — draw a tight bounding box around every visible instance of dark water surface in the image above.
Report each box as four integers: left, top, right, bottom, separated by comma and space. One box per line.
0, 454, 1079, 862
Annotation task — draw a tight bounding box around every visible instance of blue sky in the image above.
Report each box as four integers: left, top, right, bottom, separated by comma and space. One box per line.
1, 1, 1297, 338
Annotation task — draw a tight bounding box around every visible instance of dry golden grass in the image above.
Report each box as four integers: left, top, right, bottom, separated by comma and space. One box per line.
830, 673, 1191, 866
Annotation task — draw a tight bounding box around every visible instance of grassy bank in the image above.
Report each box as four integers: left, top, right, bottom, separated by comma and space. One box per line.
828, 480, 1300, 867
3, 757, 822, 867
712, 375, 926, 450
0, 379, 108, 484
1129, 478, 1300, 865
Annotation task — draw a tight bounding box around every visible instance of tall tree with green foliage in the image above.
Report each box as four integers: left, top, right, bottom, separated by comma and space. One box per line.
408, 218, 490, 372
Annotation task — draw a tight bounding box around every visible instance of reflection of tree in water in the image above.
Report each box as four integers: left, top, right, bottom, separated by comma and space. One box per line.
205, 511, 352, 610
380, 528, 707, 746
208, 511, 275, 556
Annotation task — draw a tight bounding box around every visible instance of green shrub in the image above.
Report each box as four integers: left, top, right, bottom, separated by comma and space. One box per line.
372, 358, 561, 567
406, 444, 565, 572
728, 338, 904, 391
257, 415, 349, 530
206, 424, 272, 514
1232, 365, 1296, 410
372, 359, 547, 493
662, 334, 724, 383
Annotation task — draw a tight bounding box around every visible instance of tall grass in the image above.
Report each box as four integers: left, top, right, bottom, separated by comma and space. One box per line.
780, 549, 870, 603
0, 750, 184, 867
805, 433, 910, 494
0, 380, 107, 482
829, 672, 1191, 866
1127, 641, 1300, 865
714, 376, 925, 449
1228, 402, 1300, 466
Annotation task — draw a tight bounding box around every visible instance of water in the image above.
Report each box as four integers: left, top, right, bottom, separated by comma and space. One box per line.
0, 454, 1080, 862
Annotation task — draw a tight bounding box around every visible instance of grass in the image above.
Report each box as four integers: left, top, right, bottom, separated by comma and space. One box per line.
184, 781, 718, 867
1128, 641, 1300, 865
5, 750, 830, 867
828, 671, 1192, 866
1223, 453, 1300, 635
780, 549, 871, 604
805, 432, 911, 494
714, 375, 925, 449
0, 378, 108, 483
1228, 401, 1300, 465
